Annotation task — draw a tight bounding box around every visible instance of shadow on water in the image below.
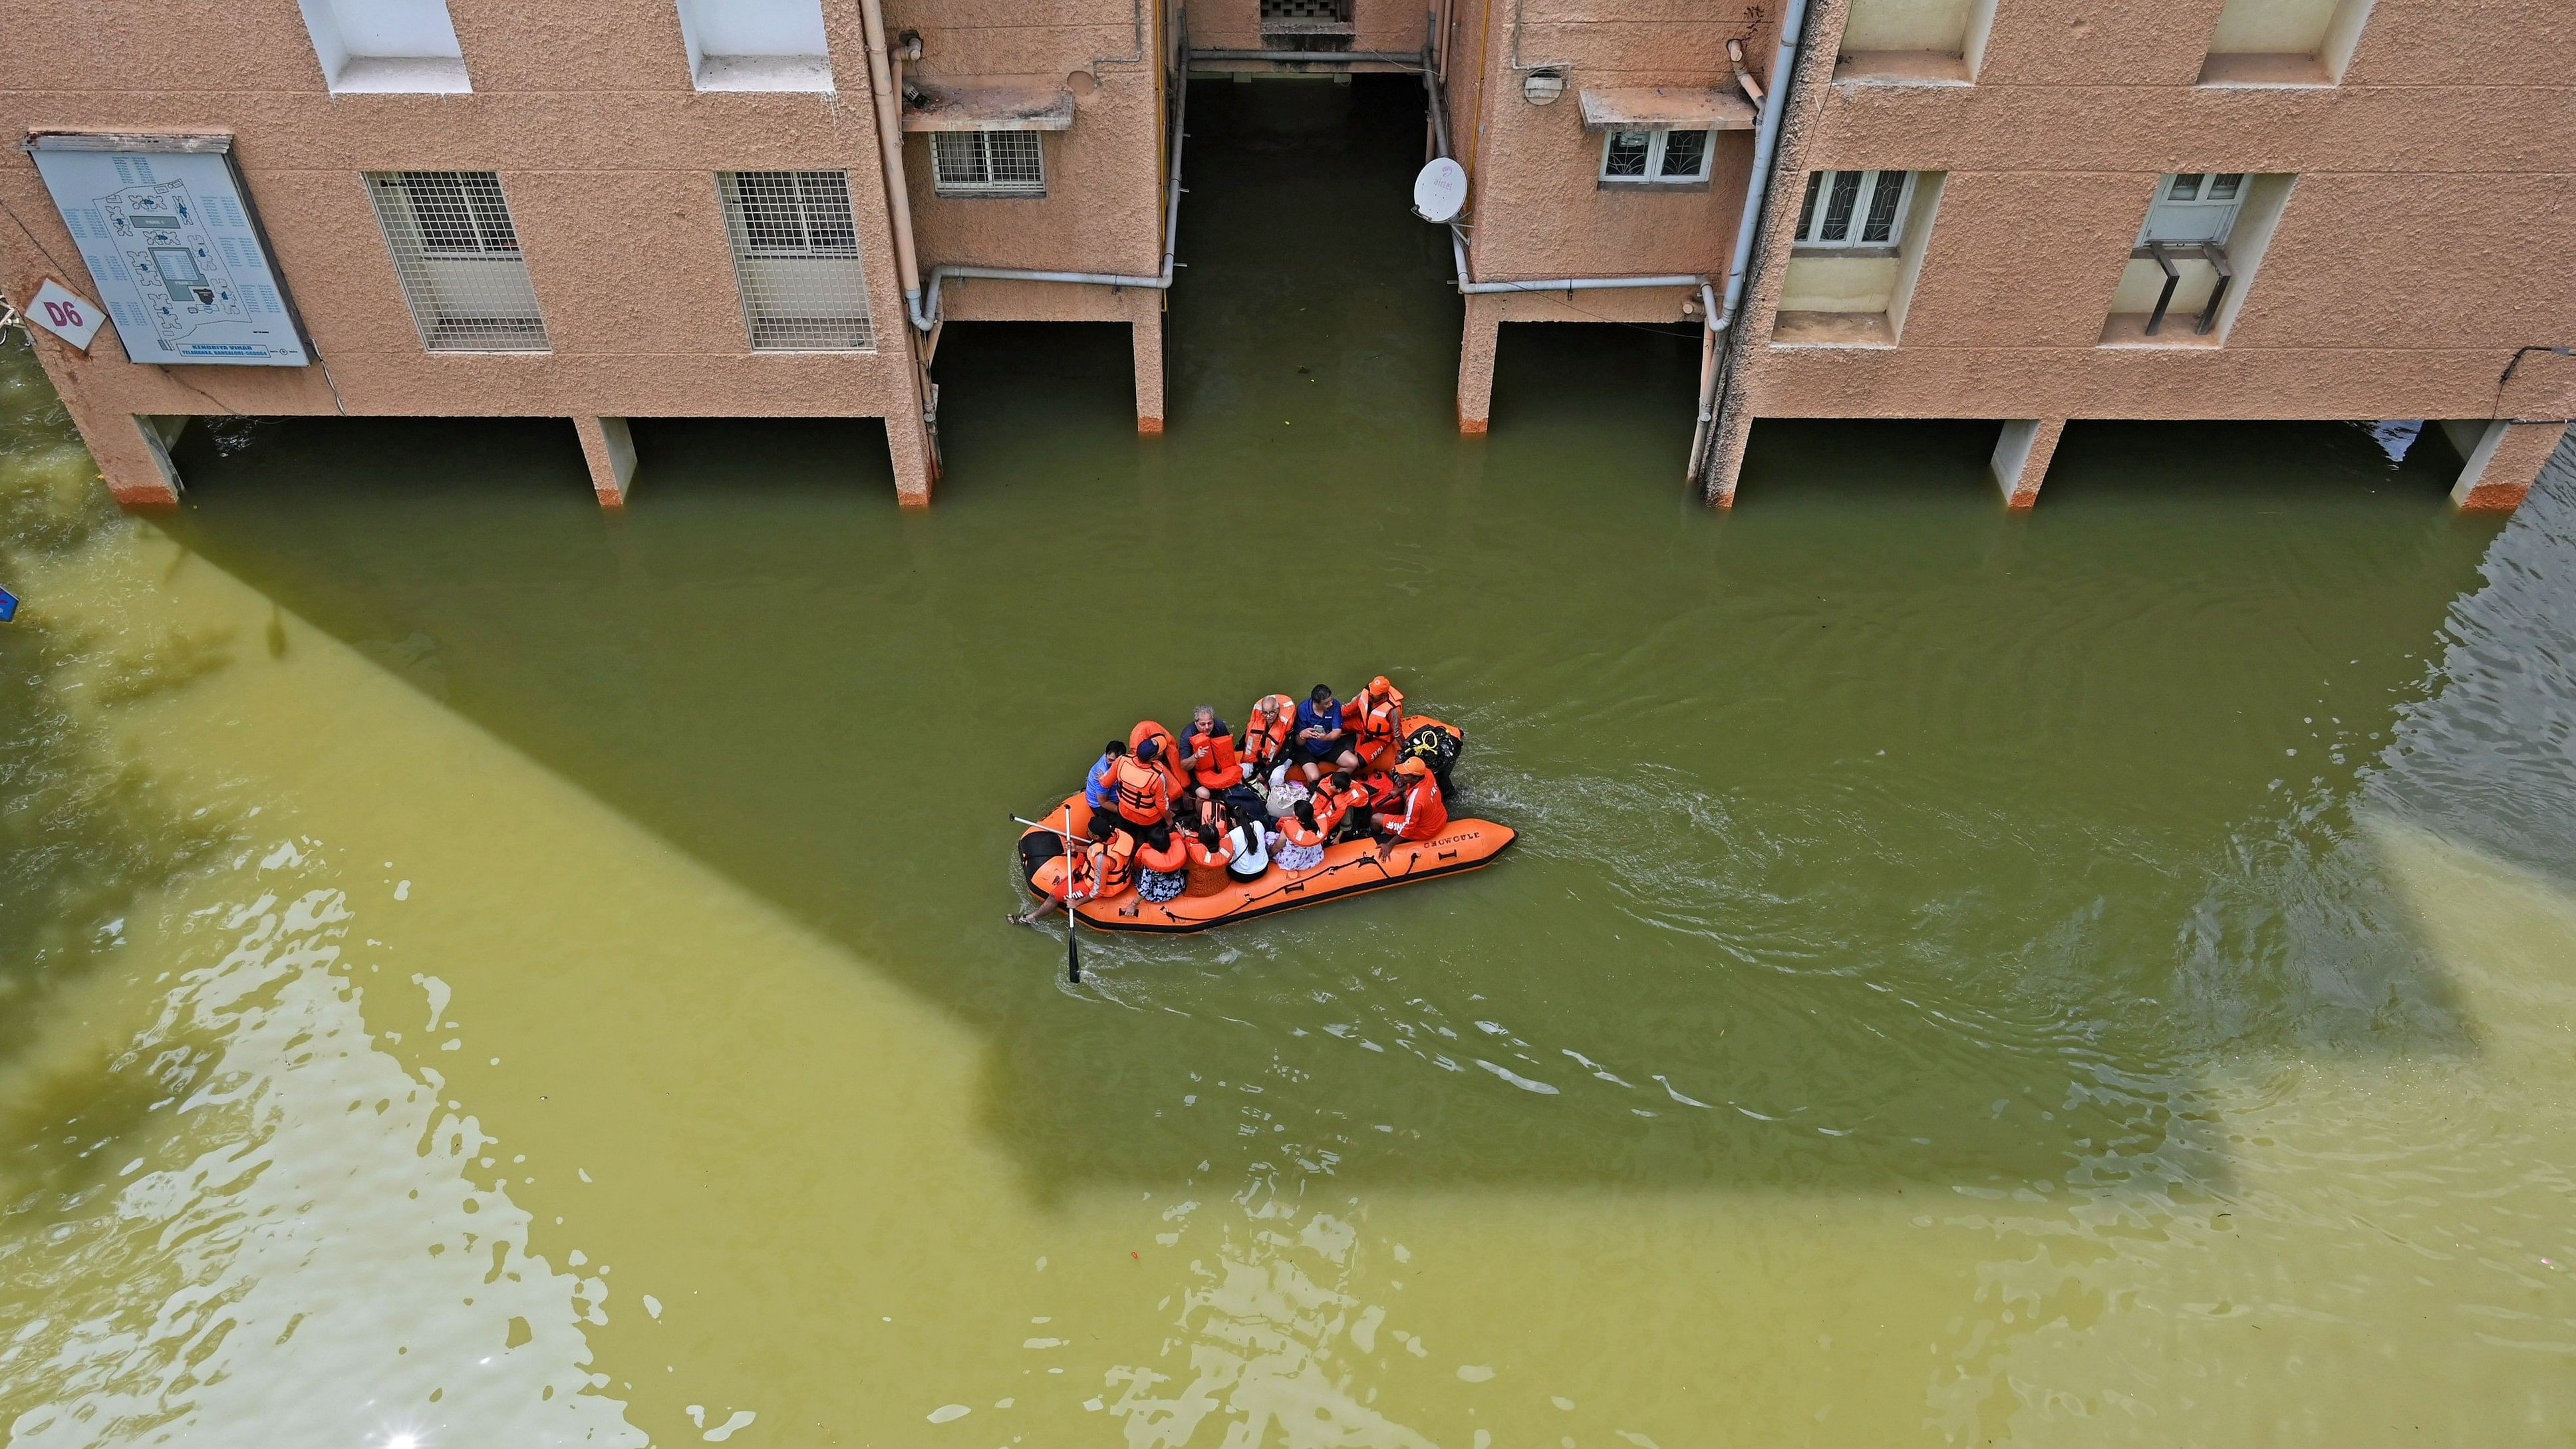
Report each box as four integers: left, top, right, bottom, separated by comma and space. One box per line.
100, 76, 2515, 1204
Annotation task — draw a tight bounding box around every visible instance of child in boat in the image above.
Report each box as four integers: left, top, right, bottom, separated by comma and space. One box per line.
1224, 816, 1272, 881
1135, 825, 1189, 904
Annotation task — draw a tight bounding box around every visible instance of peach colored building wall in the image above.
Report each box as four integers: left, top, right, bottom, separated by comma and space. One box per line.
1708, 0, 2576, 507
0, 0, 1172, 508
1190, 0, 1435, 63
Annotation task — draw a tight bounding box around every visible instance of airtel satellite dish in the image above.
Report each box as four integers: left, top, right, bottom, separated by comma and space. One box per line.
1412, 158, 1468, 223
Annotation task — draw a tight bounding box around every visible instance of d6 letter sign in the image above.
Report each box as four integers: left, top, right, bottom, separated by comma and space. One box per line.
25, 278, 106, 352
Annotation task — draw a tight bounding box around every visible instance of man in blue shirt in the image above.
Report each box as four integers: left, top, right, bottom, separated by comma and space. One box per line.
1085, 740, 1127, 810
1291, 684, 1352, 783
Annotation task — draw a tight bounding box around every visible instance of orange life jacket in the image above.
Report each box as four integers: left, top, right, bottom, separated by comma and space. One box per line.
1390, 773, 1448, 841
1112, 756, 1170, 825
1339, 684, 1401, 746
1186, 725, 1244, 790
1090, 831, 1138, 897
1278, 813, 1327, 850
1312, 791, 1348, 836
1129, 720, 1188, 797
1244, 696, 1294, 768
1185, 833, 1234, 869
1137, 833, 1190, 872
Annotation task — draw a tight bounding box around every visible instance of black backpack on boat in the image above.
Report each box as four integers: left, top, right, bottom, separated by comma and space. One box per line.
1400, 722, 1463, 795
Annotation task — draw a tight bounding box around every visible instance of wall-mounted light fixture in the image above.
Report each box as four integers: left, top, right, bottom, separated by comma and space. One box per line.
1522, 69, 1566, 105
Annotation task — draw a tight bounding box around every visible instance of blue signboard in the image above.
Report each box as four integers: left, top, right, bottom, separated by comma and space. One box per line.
29, 135, 311, 366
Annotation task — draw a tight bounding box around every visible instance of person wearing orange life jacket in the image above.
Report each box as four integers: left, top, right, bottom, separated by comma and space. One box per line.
1012, 822, 1137, 925
1183, 823, 1236, 897
1316, 771, 1373, 843
1342, 675, 1407, 772
1129, 720, 1189, 799
1111, 737, 1173, 833
1242, 694, 1295, 778
1135, 824, 1191, 905
1181, 705, 1246, 831
1274, 798, 1331, 872
1371, 757, 1450, 851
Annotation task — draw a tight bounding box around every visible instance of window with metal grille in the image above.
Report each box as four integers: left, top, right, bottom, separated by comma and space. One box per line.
929, 132, 1045, 197
1598, 129, 1713, 186
1792, 170, 1915, 248
2138, 172, 2246, 245
716, 170, 874, 351
366, 171, 548, 350
1260, 0, 1353, 50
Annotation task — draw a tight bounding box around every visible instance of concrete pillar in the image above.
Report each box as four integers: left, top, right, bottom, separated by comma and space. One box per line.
1991, 418, 2067, 510
573, 416, 637, 509
2441, 418, 2568, 513
1133, 303, 1166, 435
1457, 297, 1499, 435
57, 394, 185, 511
886, 402, 936, 509
1699, 405, 1753, 508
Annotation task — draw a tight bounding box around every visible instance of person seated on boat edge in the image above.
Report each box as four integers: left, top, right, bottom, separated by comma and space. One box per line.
1012, 820, 1138, 925
1274, 798, 1331, 872
1135, 824, 1190, 905
1111, 736, 1174, 835
1085, 739, 1127, 811
1243, 694, 1295, 779
1181, 705, 1248, 831
1184, 822, 1236, 896
1371, 757, 1450, 851
1342, 675, 1406, 773
1291, 684, 1354, 784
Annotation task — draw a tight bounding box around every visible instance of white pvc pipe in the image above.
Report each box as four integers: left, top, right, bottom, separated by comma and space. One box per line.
909, 30, 1191, 331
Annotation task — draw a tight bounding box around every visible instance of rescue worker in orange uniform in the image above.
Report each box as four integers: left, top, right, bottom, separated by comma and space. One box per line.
1242, 694, 1295, 778
1342, 675, 1406, 773
1111, 737, 1174, 835
1181, 705, 1246, 831
1371, 757, 1449, 853
1012, 822, 1137, 926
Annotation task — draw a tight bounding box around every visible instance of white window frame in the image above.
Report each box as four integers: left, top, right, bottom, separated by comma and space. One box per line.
1598, 128, 1713, 186
2138, 172, 2247, 245
1792, 170, 1916, 250
930, 131, 1046, 198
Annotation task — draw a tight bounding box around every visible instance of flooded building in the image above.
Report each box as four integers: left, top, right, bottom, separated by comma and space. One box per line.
1432, 0, 2575, 511
0, 0, 1175, 509
4, 0, 2571, 514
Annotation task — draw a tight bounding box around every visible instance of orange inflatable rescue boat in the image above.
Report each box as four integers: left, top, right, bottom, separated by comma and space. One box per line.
1017, 714, 1514, 934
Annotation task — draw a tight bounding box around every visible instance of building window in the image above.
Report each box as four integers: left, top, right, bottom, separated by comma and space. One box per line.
930, 132, 1045, 197
1793, 170, 1915, 249
298, 0, 470, 94
1599, 129, 1711, 186
366, 171, 548, 351
2139, 172, 2247, 245
673, 0, 832, 92
716, 170, 873, 351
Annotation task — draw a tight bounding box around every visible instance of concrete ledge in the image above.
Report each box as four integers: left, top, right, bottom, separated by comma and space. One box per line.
2444, 418, 2569, 513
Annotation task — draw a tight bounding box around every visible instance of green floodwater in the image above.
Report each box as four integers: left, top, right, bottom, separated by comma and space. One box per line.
7, 76, 2576, 1447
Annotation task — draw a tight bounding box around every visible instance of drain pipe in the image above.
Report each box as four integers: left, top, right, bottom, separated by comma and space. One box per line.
858, 0, 929, 331
1686, 0, 1814, 479
900, 27, 1190, 332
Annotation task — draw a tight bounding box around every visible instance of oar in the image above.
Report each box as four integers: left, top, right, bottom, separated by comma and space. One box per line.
1062, 803, 1081, 984
1011, 811, 1093, 982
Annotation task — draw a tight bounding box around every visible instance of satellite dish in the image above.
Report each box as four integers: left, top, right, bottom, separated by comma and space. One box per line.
1411, 158, 1468, 224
